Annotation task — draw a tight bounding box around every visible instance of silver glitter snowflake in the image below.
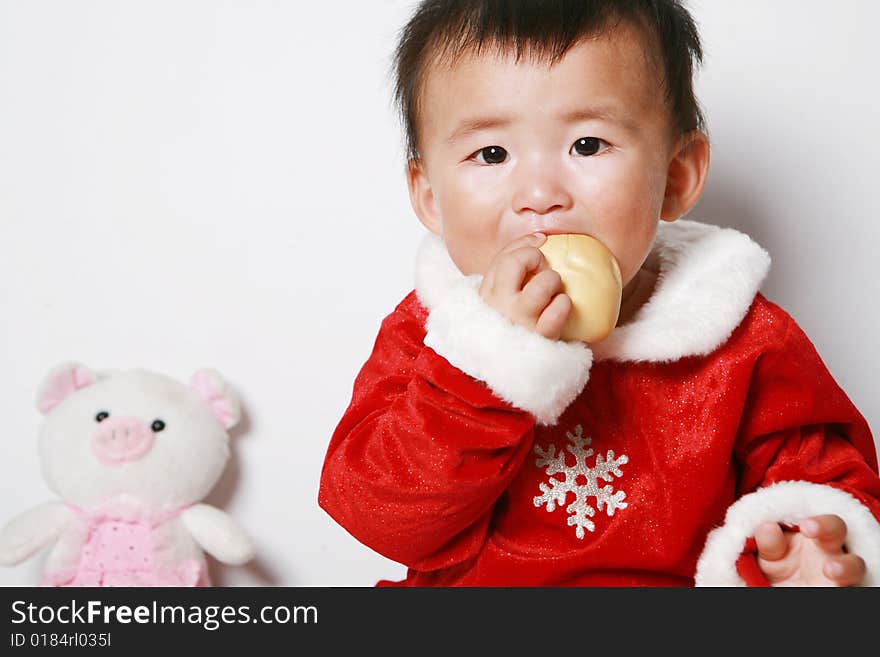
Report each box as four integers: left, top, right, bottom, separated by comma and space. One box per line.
533, 424, 629, 539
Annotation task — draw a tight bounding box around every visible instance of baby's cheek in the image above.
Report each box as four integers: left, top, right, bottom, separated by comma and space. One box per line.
612, 152, 666, 210
444, 233, 497, 277
600, 220, 658, 283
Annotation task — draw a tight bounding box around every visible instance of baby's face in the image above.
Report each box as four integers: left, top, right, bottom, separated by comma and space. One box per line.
410, 21, 683, 287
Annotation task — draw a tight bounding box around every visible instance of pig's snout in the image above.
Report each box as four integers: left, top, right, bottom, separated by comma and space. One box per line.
91, 416, 155, 466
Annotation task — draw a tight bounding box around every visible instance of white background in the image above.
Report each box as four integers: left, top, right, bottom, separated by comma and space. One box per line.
1, 1, 878, 586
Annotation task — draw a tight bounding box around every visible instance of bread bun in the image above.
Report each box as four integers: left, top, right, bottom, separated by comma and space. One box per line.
538, 233, 622, 343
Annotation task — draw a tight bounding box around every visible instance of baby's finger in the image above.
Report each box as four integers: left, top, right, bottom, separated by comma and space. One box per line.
482, 234, 548, 296
535, 293, 572, 340
520, 269, 564, 317
494, 246, 546, 295
498, 232, 547, 256
800, 515, 847, 553
823, 554, 866, 587
754, 521, 788, 561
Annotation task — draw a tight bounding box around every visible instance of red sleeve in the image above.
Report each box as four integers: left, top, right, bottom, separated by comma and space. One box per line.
318, 295, 536, 571
734, 313, 880, 521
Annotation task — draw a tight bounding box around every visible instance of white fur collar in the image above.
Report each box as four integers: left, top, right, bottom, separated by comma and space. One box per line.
414, 219, 771, 363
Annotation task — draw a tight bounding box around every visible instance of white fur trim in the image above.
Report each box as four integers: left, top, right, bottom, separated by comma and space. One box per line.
416, 237, 592, 426
424, 276, 592, 426
414, 220, 771, 364
591, 220, 771, 362
414, 234, 473, 313
695, 481, 880, 586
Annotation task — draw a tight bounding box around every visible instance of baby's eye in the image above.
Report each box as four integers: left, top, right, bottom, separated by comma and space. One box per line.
570, 137, 610, 157
470, 145, 508, 165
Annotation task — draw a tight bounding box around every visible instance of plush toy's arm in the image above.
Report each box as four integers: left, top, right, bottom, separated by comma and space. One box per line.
180, 504, 254, 565
0, 502, 72, 566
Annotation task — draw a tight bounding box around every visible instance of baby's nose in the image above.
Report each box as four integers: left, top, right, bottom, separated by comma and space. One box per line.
512, 165, 573, 216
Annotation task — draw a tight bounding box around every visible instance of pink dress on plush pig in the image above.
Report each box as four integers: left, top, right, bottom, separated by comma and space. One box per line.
42, 504, 205, 587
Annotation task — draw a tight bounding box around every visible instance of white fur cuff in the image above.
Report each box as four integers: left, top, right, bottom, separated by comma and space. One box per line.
695, 480, 880, 586
423, 275, 592, 426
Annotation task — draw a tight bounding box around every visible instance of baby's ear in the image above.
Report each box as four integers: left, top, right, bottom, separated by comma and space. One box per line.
406, 158, 442, 235
189, 369, 241, 430
36, 362, 98, 414
661, 130, 711, 222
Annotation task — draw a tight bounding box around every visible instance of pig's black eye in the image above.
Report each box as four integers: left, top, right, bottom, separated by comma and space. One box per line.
151, 419, 166, 433
95, 411, 110, 422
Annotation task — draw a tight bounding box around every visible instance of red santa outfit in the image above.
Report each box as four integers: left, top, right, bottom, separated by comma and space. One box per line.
318, 220, 880, 586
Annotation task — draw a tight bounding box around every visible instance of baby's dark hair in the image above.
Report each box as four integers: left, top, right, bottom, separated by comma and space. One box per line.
392, 0, 706, 160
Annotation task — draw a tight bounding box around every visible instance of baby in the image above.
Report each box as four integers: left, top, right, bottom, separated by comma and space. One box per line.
319, 0, 880, 586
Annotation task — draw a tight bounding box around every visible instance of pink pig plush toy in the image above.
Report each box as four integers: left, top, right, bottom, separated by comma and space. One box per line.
0, 363, 254, 586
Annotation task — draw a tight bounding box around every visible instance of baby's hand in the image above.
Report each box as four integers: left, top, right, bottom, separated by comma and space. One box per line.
478, 233, 572, 341
755, 514, 866, 586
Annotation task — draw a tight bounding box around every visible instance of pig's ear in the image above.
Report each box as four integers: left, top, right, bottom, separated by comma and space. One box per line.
36, 362, 98, 414
189, 369, 241, 430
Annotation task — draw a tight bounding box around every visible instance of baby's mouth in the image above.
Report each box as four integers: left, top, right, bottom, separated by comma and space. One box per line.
539, 228, 580, 236
529, 228, 589, 239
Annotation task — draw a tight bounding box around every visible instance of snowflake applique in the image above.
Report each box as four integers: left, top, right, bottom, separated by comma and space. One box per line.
533, 424, 629, 539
